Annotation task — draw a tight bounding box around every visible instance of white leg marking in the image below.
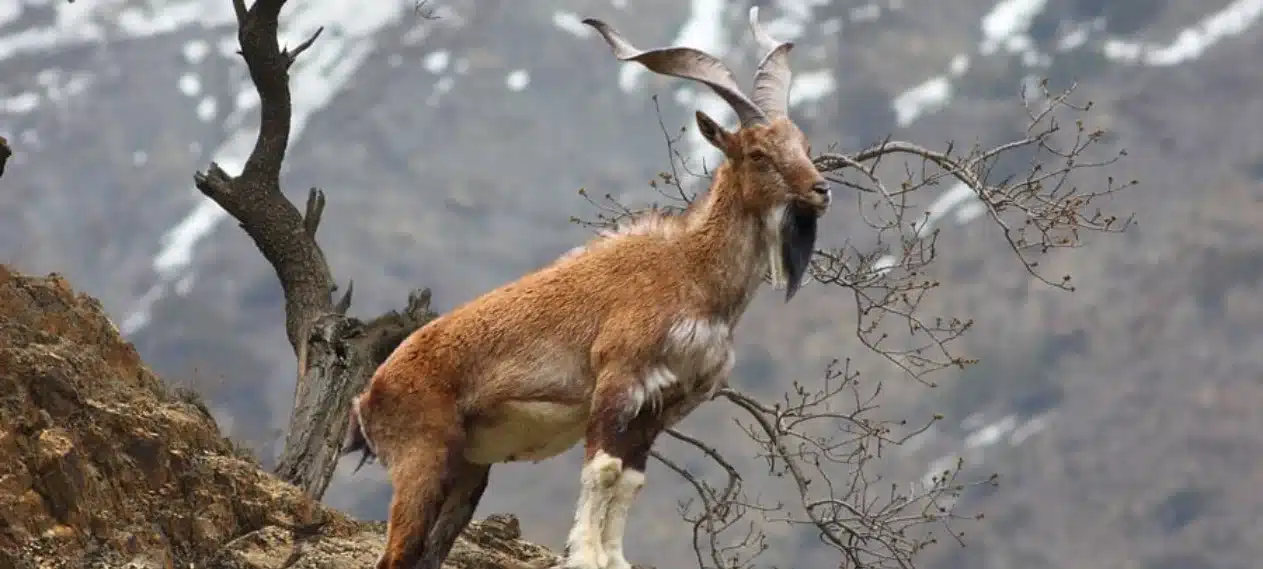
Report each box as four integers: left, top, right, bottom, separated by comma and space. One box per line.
600, 468, 646, 569
565, 451, 624, 569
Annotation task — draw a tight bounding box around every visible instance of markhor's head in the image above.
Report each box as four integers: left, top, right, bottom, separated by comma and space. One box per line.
583, 7, 830, 301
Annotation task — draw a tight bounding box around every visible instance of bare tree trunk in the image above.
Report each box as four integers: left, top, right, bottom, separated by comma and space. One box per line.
192, 0, 438, 499
272, 294, 436, 497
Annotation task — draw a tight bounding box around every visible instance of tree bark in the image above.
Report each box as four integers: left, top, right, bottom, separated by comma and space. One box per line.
273, 290, 436, 497
193, 0, 440, 500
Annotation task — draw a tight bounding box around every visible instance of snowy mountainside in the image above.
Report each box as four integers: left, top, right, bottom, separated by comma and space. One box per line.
3, 1, 1263, 569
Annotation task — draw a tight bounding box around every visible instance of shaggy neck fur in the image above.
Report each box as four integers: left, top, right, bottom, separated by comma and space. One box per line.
685, 164, 783, 324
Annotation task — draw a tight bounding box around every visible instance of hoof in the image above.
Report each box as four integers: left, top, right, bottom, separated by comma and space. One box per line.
558, 547, 607, 569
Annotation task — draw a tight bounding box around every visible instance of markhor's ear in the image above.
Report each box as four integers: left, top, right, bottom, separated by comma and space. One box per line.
696, 111, 737, 158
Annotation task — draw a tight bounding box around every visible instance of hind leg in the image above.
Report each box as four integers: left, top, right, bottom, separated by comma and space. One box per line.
374, 407, 468, 569
420, 457, 493, 569
377, 449, 451, 569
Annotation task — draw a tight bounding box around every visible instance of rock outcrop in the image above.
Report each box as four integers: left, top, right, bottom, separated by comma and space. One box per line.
0, 265, 558, 569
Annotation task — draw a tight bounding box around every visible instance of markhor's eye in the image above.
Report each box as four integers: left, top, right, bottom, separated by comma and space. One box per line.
748, 150, 769, 162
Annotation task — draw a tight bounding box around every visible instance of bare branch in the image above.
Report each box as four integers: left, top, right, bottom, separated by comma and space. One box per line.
579, 80, 1132, 389
196, 0, 335, 367
575, 78, 1134, 569
284, 26, 324, 67
333, 280, 354, 315
303, 188, 325, 238
414, 0, 440, 20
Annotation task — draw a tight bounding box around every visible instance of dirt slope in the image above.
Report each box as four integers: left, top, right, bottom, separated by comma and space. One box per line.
0, 264, 557, 569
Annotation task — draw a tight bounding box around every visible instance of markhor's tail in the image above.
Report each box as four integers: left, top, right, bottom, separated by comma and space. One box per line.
341, 397, 377, 473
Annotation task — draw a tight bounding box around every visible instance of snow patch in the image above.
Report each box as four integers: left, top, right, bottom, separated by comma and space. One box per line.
505, 69, 530, 91
0, 2, 20, 28
124, 0, 417, 335
964, 415, 1017, 449
175, 273, 196, 296
788, 69, 836, 107
1103, 0, 1263, 66
892, 76, 950, 127
620, 0, 727, 94
153, 197, 231, 278
890, 0, 1052, 128
645, 0, 733, 173
760, 0, 834, 40
979, 0, 1049, 56
183, 39, 210, 64
197, 96, 217, 122
423, 50, 449, 73
1009, 411, 1053, 445
119, 283, 165, 336
1057, 23, 1092, 52
178, 73, 201, 97
552, 10, 591, 38
919, 182, 979, 238
871, 254, 897, 277
673, 86, 695, 106
880, 1, 1263, 304
1, 92, 40, 114
953, 200, 987, 224
116, 1, 235, 37
216, 35, 238, 58
426, 76, 455, 107
0, 69, 92, 114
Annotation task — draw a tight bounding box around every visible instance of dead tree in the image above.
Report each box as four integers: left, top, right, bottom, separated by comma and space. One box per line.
192, 0, 436, 499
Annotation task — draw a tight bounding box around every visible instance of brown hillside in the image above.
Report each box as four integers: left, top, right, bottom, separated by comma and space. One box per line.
0, 264, 556, 569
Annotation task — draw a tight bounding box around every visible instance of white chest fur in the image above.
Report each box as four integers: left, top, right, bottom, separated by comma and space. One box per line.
628, 316, 736, 424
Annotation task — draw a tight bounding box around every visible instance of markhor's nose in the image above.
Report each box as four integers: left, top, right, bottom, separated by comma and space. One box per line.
811, 180, 831, 201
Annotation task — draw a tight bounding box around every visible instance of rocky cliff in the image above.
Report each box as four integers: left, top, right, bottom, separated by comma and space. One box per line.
0, 264, 557, 569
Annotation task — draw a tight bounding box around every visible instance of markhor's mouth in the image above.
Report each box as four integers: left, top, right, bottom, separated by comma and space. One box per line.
779, 201, 819, 302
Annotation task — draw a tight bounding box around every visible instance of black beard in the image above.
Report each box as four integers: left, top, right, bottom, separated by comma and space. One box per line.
779, 201, 818, 302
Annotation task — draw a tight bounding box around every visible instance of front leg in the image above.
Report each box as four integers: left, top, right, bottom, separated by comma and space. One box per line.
564, 373, 663, 569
